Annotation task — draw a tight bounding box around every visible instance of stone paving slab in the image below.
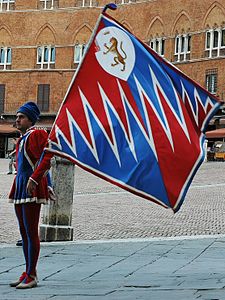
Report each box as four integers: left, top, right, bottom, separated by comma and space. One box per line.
1, 236, 225, 299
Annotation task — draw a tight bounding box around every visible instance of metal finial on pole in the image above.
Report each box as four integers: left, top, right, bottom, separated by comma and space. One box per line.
102, 3, 117, 13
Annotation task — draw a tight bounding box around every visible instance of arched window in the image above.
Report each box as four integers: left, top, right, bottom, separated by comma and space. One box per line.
205, 28, 225, 58
37, 45, 55, 69
174, 34, 191, 62
74, 44, 86, 64
149, 38, 165, 56
0, 47, 11, 70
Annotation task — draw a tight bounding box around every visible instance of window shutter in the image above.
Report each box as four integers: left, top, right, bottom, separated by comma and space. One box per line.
37, 84, 50, 112
205, 69, 218, 94
0, 84, 5, 113
43, 84, 50, 111
37, 84, 44, 110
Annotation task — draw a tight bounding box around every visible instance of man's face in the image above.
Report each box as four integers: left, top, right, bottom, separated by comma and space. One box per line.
15, 113, 33, 133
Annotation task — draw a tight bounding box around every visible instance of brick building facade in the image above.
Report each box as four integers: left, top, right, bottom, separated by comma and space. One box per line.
0, 0, 224, 156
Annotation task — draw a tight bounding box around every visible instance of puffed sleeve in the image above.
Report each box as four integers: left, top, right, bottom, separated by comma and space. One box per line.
27, 129, 54, 184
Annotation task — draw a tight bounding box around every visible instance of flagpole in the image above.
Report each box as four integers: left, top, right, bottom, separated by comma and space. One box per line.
102, 3, 117, 13
47, 3, 118, 140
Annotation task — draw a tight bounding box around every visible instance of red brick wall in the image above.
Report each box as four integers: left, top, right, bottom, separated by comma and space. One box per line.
0, 0, 224, 114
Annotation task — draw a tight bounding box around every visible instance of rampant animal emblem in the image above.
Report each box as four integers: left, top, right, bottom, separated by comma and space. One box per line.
103, 37, 127, 71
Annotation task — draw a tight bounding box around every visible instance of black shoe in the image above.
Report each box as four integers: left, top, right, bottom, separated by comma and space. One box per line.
7, 172, 12, 175
16, 240, 22, 246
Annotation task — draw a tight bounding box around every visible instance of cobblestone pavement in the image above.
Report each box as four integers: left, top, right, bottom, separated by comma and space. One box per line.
1, 159, 225, 244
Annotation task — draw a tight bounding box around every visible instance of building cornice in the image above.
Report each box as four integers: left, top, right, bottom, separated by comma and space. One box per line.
0, 0, 157, 14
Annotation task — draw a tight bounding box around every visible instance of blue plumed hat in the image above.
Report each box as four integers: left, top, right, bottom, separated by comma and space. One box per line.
17, 101, 40, 125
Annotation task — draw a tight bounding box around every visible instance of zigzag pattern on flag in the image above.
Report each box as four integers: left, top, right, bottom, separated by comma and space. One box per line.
51, 67, 216, 163
46, 12, 221, 212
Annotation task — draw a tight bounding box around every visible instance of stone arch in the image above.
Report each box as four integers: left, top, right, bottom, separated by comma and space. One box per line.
120, 20, 133, 33
35, 23, 57, 45
73, 24, 92, 44
0, 25, 12, 45
203, 2, 225, 28
146, 16, 164, 40
172, 11, 191, 35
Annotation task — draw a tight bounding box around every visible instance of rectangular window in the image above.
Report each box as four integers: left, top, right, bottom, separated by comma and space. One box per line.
0, 0, 15, 11
0, 47, 11, 70
205, 28, 225, 58
149, 38, 165, 56
205, 69, 217, 94
115, 0, 135, 4
175, 36, 179, 54
206, 31, 211, 49
75, 0, 97, 7
155, 40, 159, 53
0, 48, 5, 63
37, 84, 50, 112
0, 84, 5, 113
83, 0, 92, 6
161, 39, 165, 56
181, 36, 185, 53
174, 34, 191, 62
74, 44, 86, 63
37, 46, 55, 69
187, 35, 191, 52
221, 29, 225, 47
39, 0, 59, 9
213, 30, 219, 48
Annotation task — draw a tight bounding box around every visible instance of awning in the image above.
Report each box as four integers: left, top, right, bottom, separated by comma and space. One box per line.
0, 121, 54, 134
0, 123, 18, 134
205, 128, 225, 138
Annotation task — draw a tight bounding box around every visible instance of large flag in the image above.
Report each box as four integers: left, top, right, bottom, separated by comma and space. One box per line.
46, 7, 221, 212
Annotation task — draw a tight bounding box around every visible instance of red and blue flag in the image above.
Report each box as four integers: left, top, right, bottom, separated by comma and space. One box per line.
46, 10, 221, 212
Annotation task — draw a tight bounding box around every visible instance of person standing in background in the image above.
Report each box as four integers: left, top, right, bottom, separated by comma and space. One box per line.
7, 138, 17, 175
